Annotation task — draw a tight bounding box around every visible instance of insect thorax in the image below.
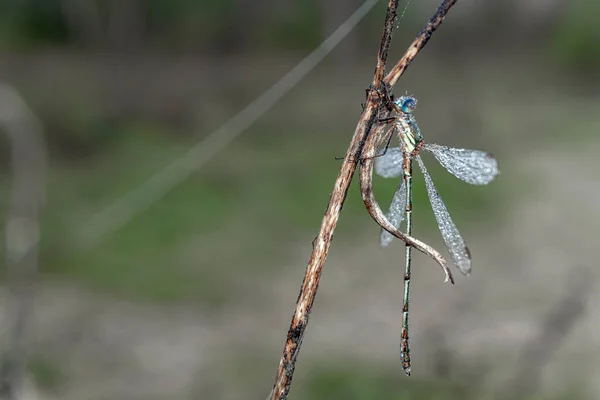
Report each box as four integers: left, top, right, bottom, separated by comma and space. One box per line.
397, 114, 422, 153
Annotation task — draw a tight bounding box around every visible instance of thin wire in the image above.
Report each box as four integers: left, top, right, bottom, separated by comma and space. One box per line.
398, 0, 411, 24
77, 0, 381, 249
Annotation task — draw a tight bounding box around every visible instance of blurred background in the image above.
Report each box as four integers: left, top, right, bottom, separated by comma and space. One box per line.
0, 0, 599, 399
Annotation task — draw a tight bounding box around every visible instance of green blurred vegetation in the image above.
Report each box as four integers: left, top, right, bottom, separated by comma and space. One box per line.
4, 119, 498, 305
0, 0, 586, 316
29, 354, 66, 392
1, 0, 599, 72
0, 0, 357, 52
295, 361, 588, 400
0, 2, 597, 397
300, 364, 469, 399
551, 0, 600, 71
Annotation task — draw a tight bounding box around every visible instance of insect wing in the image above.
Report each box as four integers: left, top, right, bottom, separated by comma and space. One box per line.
423, 143, 498, 185
380, 178, 407, 247
374, 147, 404, 178
416, 156, 472, 275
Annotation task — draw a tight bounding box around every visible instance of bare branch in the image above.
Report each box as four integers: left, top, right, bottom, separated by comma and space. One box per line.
384, 0, 459, 87
269, 2, 401, 398
360, 0, 461, 282
270, 0, 459, 398
268, 84, 386, 400
373, 0, 399, 86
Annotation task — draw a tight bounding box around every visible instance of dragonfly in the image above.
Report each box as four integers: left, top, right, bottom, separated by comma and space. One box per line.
374, 95, 499, 376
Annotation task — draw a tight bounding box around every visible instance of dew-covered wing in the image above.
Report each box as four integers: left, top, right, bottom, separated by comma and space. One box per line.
380, 178, 406, 247
416, 155, 472, 275
423, 143, 498, 185
374, 147, 404, 178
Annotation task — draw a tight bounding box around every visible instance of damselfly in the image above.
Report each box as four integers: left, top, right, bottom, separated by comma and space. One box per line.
375, 95, 499, 375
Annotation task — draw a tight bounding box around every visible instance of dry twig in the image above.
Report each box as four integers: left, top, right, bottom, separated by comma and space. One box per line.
269, 1, 459, 399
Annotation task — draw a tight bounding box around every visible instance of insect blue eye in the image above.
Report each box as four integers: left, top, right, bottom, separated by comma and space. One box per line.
401, 98, 417, 113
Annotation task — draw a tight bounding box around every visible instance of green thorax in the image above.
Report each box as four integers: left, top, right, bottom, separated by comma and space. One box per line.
397, 114, 423, 153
